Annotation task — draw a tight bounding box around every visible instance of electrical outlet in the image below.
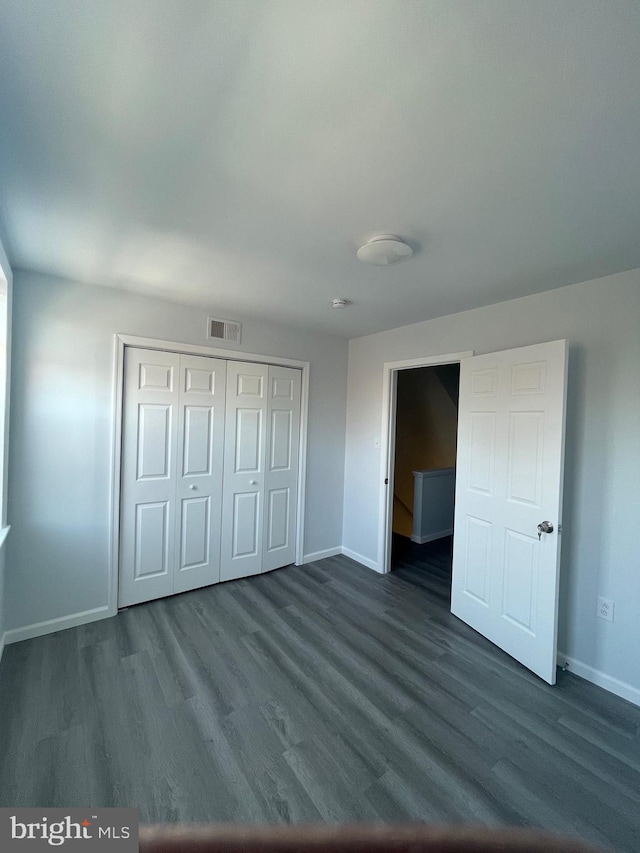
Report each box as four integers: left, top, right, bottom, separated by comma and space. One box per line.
597, 596, 614, 623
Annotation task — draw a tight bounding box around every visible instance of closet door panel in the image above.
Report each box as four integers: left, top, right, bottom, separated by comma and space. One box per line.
119, 349, 180, 607
221, 362, 268, 581
232, 492, 260, 557
174, 354, 226, 593
262, 366, 301, 572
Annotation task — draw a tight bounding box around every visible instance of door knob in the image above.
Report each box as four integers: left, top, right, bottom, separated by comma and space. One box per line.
537, 521, 554, 540
189, 484, 197, 490
250, 480, 257, 485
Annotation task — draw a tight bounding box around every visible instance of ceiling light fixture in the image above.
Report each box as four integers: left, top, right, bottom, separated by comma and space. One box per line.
332, 298, 348, 309
356, 234, 413, 266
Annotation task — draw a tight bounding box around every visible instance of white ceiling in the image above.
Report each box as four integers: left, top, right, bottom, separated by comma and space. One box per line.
1, 1, 639, 338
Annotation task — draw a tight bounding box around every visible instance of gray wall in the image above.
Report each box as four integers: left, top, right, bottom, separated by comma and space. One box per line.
6, 270, 348, 634
343, 268, 640, 700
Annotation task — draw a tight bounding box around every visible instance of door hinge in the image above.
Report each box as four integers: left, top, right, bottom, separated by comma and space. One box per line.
384, 478, 389, 485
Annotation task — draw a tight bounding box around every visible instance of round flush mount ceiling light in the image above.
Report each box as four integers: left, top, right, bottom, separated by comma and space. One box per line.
356, 234, 413, 266
332, 298, 348, 309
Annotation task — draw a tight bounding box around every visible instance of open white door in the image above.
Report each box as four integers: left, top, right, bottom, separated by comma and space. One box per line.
451, 339, 568, 684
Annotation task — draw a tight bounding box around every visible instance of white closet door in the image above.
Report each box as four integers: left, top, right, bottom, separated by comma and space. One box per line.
262, 366, 301, 572
119, 349, 227, 606
119, 348, 180, 607
220, 361, 269, 581
120, 351, 302, 604
173, 354, 227, 594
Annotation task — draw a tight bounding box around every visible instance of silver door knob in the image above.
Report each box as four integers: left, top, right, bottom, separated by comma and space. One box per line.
250, 480, 257, 485
537, 521, 554, 539
189, 484, 197, 490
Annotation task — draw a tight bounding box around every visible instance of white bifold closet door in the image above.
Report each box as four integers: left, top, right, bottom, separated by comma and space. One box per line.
119, 349, 301, 607
221, 361, 301, 581
119, 348, 226, 607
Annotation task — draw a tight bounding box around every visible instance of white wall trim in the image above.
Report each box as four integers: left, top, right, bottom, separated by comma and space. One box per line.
0, 525, 10, 664
341, 546, 382, 573
557, 652, 640, 708
4, 606, 113, 645
295, 363, 310, 569
302, 546, 343, 563
411, 529, 453, 545
378, 351, 473, 575
110, 334, 311, 613
107, 335, 125, 619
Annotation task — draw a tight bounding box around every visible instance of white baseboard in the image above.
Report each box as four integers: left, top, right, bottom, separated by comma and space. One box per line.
411, 528, 453, 545
301, 546, 343, 563
341, 547, 382, 573
557, 652, 640, 708
301, 546, 382, 574
4, 605, 114, 645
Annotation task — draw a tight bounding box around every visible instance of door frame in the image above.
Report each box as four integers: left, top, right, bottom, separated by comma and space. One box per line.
108, 333, 310, 615
377, 351, 473, 575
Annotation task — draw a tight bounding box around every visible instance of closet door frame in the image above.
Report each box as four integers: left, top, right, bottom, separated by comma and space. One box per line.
109, 334, 310, 616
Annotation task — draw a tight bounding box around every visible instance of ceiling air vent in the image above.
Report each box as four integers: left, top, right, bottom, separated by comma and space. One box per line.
207, 316, 242, 344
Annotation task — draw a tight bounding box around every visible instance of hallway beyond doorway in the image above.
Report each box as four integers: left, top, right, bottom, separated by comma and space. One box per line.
391, 534, 453, 607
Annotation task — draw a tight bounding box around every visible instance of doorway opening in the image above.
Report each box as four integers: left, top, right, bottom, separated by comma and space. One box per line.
389, 363, 460, 601
378, 350, 471, 578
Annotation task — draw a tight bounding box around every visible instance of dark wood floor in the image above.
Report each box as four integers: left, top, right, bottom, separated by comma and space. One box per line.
1, 538, 639, 851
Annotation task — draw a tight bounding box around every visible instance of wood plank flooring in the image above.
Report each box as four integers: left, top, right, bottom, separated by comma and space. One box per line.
1, 537, 639, 851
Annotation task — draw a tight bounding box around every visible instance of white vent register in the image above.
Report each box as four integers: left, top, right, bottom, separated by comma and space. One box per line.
207, 316, 242, 344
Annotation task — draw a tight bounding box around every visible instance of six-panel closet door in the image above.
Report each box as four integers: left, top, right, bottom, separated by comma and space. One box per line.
173, 354, 227, 594
119, 349, 302, 607
118, 348, 226, 607
219, 362, 301, 581
262, 365, 301, 573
